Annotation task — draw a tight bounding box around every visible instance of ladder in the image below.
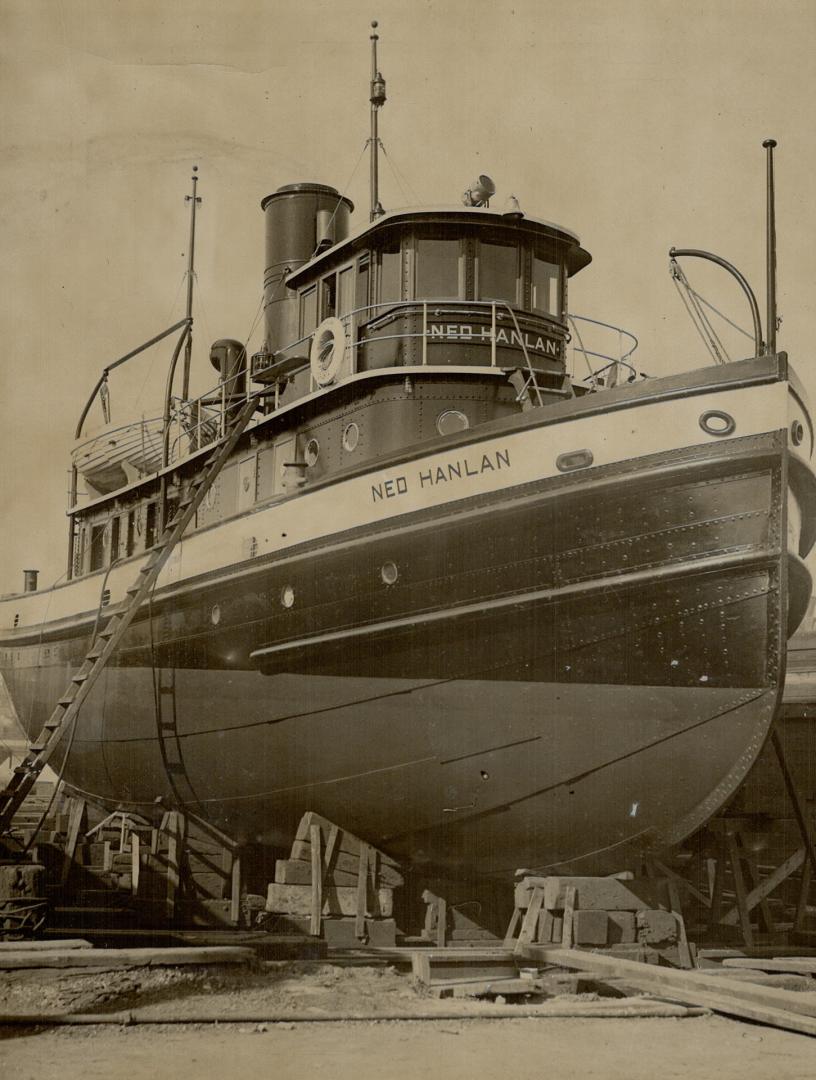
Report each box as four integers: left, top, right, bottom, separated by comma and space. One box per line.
0, 392, 260, 848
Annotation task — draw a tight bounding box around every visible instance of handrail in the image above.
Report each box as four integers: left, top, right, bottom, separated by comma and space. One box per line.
75, 318, 192, 440
669, 247, 764, 358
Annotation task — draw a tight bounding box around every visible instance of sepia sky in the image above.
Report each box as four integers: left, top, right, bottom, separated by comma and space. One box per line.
1, 0, 815, 595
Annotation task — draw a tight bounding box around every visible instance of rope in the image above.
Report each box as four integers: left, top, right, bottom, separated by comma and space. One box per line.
670, 261, 728, 364
380, 142, 421, 205
324, 141, 368, 238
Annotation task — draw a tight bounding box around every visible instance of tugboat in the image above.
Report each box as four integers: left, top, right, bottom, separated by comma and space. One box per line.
1, 24, 814, 880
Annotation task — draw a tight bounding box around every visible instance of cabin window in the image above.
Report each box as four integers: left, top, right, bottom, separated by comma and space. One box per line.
415, 237, 460, 299
300, 285, 318, 336
126, 510, 136, 557
89, 524, 106, 572
321, 274, 337, 319
378, 240, 402, 303
356, 258, 370, 316
478, 241, 519, 304
337, 266, 355, 317
144, 502, 157, 548
109, 515, 121, 565
532, 255, 560, 316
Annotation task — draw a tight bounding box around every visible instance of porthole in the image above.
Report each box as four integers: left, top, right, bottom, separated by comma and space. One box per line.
380, 561, 399, 585
699, 409, 736, 437
304, 438, 320, 467
211, 604, 221, 626
556, 449, 593, 472
436, 410, 470, 436
280, 584, 295, 608
342, 422, 360, 452
791, 419, 804, 447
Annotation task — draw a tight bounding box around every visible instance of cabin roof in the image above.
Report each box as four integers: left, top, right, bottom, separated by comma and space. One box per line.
286, 204, 592, 287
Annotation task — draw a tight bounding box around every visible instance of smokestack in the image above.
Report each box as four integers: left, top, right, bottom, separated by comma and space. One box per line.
23, 569, 39, 593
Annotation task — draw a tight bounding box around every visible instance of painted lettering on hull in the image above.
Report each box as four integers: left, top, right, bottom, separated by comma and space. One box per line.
372, 448, 511, 502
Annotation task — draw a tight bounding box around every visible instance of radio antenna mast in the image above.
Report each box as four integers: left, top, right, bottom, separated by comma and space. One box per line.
369, 21, 386, 221
181, 164, 202, 400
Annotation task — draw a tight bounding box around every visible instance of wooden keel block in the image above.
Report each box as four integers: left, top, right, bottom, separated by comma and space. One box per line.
517, 876, 671, 912
573, 909, 608, 946
275, 859, 374, 888
265, 883, 393, 918
294, 812, 400, 868
289, 844, 403, 888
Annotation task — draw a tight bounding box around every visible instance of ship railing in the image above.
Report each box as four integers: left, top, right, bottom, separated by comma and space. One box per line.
254, 298, 567, 390
164, 368, 249, 466
254, 298, 639, 397
567, 314, 639, 389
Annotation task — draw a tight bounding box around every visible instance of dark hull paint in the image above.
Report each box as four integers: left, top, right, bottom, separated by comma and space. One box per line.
2, 427, 789, 876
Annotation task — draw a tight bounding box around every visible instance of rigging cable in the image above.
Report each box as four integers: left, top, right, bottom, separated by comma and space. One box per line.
380, 142, 422, 204
670, 259, 729, 364
323, 140, 369, 240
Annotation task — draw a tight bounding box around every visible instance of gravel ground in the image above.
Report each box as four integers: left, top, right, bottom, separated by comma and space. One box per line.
0, 963, 814, 1079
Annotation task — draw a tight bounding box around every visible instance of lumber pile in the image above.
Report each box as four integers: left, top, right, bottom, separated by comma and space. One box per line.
265, 813, 402, 946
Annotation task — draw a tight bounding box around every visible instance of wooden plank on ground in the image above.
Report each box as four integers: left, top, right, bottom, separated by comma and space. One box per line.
722, 957, 816, 975
0, 946, 256, 970
0, 939, 92, 952
518, 945, 816, 1034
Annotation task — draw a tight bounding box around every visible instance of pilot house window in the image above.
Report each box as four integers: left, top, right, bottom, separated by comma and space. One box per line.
378, 241, 402, 302
532, 255, 560, 316
478, 241, 518, 303
415, 238, 460, 299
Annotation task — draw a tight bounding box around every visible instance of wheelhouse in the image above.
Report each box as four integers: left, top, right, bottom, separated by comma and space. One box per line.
252, 205, 591, 403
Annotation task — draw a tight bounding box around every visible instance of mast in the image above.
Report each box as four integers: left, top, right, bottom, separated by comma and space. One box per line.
762, 138, 778, 356
369, 21, 386, 221
182, 164, 202, 400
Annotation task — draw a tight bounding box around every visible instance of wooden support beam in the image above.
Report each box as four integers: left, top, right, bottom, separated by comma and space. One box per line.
721, 848, 805, 926
165, 811, 183, 922
435, 896, 447, 949
651, 859, 712, 909
309, 824, 322, 938
60, 797, 85, 886
562, 886, 576, 948
355, 842, 369, 941
517, 887, 544, 947
230, 855, 241, 927
130, 833, 140, 897
517, 945, 816, 1036
794, 859, 812, 933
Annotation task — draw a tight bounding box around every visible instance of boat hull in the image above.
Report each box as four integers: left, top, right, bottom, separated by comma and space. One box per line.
3, 360, 803, 876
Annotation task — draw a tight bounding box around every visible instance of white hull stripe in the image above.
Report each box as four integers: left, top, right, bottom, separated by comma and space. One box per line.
1, 380, 788, 631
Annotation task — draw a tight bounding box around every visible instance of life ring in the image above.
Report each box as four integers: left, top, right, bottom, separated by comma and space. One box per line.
310, 317, 347, 386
